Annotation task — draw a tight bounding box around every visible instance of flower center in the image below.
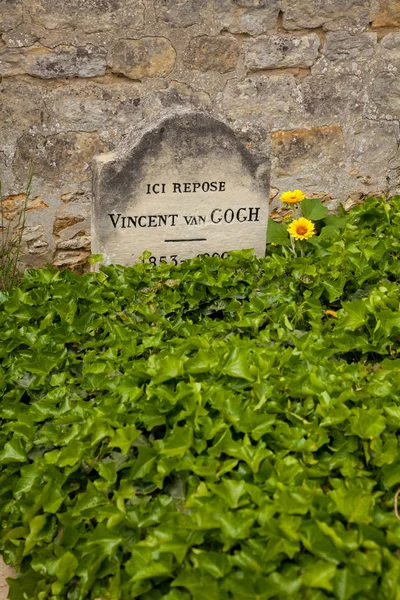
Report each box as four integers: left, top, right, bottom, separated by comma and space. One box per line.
296, 225, 308, 235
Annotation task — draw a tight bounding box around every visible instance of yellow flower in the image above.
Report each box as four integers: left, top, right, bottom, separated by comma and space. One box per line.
287, 217, 315, 241
280, 189, 306, 204
324, 309, 338, 318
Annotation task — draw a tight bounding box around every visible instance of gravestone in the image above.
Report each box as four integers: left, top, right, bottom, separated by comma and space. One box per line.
92, 112, 270, 266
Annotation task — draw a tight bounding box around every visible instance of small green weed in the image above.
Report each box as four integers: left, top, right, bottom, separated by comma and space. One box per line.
0, 173, 33, 290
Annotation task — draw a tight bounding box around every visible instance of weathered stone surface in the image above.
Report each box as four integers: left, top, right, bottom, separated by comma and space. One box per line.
0, 80, 46, 130
234, 0, 268, 6
23, 224, 49, 254
35, 29, 111, 50
245, 34, 320, 71
52, 248, 91, 267
26, 0, 145, 32
372, 0, 400, 27
53, 215, 85, 234
281, 0, 376, 31
301, 74, 364, 120
1, 194, 48, 220
61, 190, 92, 205
154, 0, 208, 27
323, 31, 377, 62
367, 71, 400, 119
14, 132, 108, 185
111, 38, 176, 79
32, 44, 107, 78
45, 80, 142, 135
0, 44, 107, 78
220, 75, 305, 129
184, 35, 240, 73
381, 32, 400, 59
2, 24, 39, 47
215, 0, 280, 34
159, 81, 212, 110
93, 112, 270, 266
272, 126, 344, 175
0, 45, 46, 77
56, 231, 90, 250
0, 0, 22, 33
346, 119, 399, 193
271, 125, 348, 203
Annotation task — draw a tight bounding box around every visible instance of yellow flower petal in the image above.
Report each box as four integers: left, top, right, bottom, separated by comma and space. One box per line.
287, 217, 315, 241
324, 310, 338, 318
280, 190, 306, 204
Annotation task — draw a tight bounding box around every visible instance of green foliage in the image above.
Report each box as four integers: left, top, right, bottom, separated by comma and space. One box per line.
2, 196, 400, 599
0, 173, 34, 291
270, 197, 336, 248
300, 198, 328, 221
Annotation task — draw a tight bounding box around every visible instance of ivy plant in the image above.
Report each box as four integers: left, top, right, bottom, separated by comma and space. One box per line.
1, 196, 400, 599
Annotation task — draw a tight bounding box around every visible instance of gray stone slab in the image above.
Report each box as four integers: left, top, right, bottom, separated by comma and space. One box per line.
92, 112, 270, 266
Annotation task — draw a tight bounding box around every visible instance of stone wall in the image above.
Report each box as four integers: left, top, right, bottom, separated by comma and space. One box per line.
1, 0, 400, 269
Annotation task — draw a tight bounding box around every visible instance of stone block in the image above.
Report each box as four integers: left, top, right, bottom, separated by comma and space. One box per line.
53, 215, 85, 235
56, 231, 90, 250
111, 38, 176, 79
0, 0, 23, 33
381, 32, 400, 59
45, 80, 142, 134
154, 0, 208, 27
233, 0, 268, 6
214, 0, 280, 34
25, 0, 145, 32
0, 80, 46, 130
52, 249, 91, 267
61, 190, 92, 205
14, 132, 108, 185
220, 75, 305, 129
1, 194, 48, 221
367, 71, 400, 119
184, 35, 240, 73
346, 120, 399, 192
323, 31, 377, 61
0, 44, 107, 78
301, 74, 364, 120
281, 0, 376, 31
159, 81, 212, 110
372, 0, 400, 27
21, 225, 49, 256
245, 34, 320, 71
272, 125, 345, 175
2, 25, 39, 47
31, 45, 107, 78
271, 125, 349, 202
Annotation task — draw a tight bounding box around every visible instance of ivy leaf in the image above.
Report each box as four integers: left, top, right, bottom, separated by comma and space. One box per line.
302, 560, 337, 591
0, 439, 27, 464
54, 552, 79, 585
333, 568, 376, 600
338, 300, 368, 330
266, 219, 290, 246
301, 198, 328, 221
329, 487, 374, 524
159, 425, 193, 458
222, 348, 253, 381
